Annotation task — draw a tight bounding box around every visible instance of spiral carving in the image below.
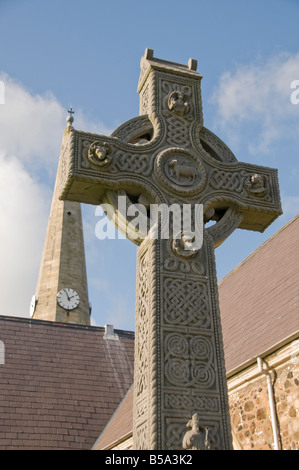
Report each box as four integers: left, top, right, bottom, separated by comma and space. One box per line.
164, 332, 215, 388
165, 333, 189, 358
190, 336, 212, 360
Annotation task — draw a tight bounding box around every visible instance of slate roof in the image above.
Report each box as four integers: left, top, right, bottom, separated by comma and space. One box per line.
92, 385, 133, 450
0, 318, 134, 450
219, 214, 299, 375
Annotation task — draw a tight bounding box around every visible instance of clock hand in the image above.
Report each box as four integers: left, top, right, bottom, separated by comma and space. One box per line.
64, 289, 70, 301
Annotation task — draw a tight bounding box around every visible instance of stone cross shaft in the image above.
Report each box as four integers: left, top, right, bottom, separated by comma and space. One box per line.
59, 49, 282, 450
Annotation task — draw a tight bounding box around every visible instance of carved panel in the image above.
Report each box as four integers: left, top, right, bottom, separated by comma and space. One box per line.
133, 242, 150, 448
140, 83, 150, 115
164, 416, 221, 450
164, 390, 220, 413
164, 332, 216, 389
112, 150, 153, 176
136, 235, 231, 452
163, 277, 211, 329
209, 168, 245, 193
161, 81, 193, 148
209, 167, 273, 203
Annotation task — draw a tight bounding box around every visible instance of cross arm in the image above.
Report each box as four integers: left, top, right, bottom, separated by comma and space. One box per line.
59, 124, 282, 235
58, 123, 163, 206
200, 157, 282, 233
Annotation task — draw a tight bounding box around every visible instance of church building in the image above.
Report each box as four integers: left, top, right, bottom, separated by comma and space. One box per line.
0, 51, 298, 449
0, 167, 298, 449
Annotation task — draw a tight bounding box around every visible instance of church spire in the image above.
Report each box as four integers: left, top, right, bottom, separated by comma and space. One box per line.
30, 110, 91, 325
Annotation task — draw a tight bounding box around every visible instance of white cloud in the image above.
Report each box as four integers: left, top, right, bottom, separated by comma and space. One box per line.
0, 75, 68, 317
0, 73, 65, 174
0, 152, 51, 317
0, 73, 113, 319
74, 109, 113, 137
0, 73, 112, 174
211, 52, 299, 155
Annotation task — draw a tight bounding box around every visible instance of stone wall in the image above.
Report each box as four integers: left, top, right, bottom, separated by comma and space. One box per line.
228, 341, 299, 450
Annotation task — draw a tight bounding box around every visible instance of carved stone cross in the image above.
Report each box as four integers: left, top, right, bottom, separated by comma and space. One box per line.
59, 49, 282, 450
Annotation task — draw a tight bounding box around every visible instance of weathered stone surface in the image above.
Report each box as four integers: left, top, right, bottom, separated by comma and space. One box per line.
59, 49, 281, 449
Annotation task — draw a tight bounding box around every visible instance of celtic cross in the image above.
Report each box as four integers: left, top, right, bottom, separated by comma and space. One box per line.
59, 49, 281, 450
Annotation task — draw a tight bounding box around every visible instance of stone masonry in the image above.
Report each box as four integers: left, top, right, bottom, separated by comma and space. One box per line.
32, 125, 91, 325
228, 344, 299, 450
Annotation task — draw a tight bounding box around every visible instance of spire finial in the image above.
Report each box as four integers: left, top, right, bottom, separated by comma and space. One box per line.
67, 106, 75, 125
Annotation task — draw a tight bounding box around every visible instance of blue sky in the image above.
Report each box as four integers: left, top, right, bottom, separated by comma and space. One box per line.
0, 0, 298, 331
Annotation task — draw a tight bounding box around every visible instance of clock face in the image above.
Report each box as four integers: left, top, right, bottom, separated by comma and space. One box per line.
57, 288, 80, 310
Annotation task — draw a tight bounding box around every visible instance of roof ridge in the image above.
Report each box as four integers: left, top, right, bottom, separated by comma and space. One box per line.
0, 314, 135, 335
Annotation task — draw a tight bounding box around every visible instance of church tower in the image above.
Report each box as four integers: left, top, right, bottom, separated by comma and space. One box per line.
30, 110, 91, 325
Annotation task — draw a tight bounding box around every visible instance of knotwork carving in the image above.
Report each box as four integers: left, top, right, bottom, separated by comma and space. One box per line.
140, 84, 150, 115
163, 278, 211, 328
81, 136, 154, 177
209, 168, 272, 202
161, 81, 193, 147
112, 150, 153, 176
166, 116, 190, 147
209, 168, 245, 193
133, 421, 149, 451
164, 392, 219, 412
135, 249, 150, 397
